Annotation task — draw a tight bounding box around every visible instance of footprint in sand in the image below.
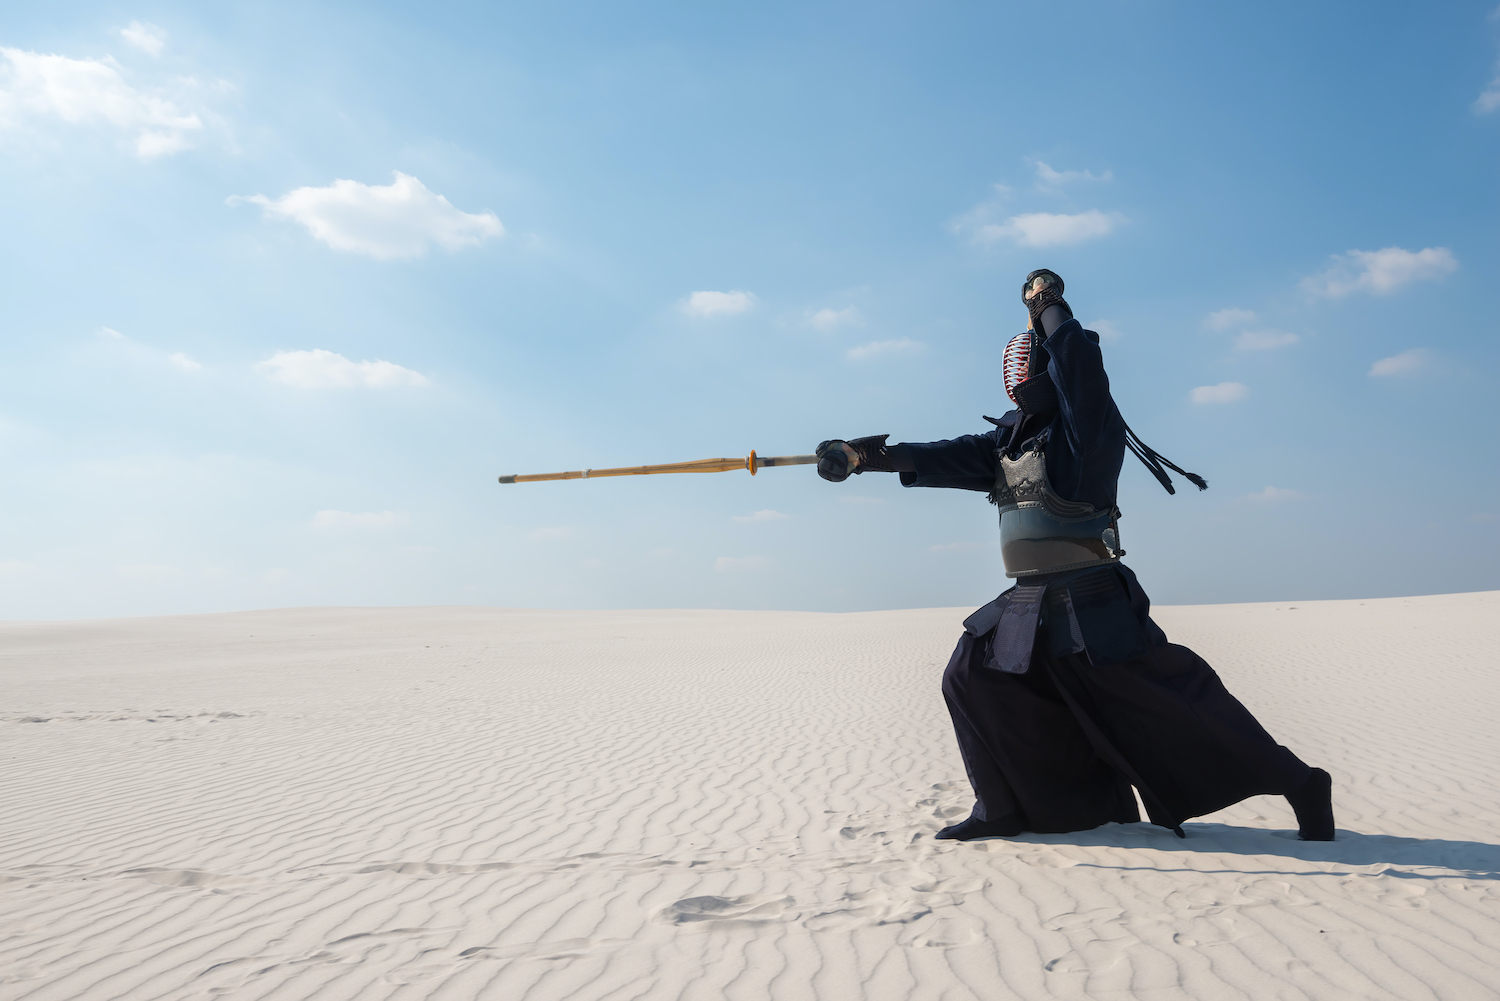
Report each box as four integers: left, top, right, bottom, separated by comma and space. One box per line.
120, 868, 266, 891
804, 889, 931, 930
1044, 937, 1133, 974
0, 863, 90, 887
459, 938, 615, 961
381, 935, 627, 983
194, 927, 450, 993
1171, 914, 1246, 947
1041, 907, 1125, 932
658, 894, 795, 926
1339, 875, 1430, 909
899, 914, 983, 948
354, 861, 519, 877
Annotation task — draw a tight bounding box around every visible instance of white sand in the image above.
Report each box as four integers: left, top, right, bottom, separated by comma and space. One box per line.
3, 591, 1498, 1000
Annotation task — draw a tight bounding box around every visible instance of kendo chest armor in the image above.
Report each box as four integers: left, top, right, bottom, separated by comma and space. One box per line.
994, 440, 1123, 578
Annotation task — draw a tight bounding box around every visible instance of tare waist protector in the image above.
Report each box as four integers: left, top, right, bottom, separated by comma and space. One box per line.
994, 447, 1122, 578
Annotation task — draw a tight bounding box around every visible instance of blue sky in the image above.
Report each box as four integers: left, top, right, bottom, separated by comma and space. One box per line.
2, 1, 1498, 619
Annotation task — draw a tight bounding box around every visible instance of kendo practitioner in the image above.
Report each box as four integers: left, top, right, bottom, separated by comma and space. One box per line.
815, 270, 1335, 842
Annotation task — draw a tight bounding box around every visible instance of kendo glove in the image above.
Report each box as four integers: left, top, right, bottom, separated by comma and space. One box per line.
1022, 269, 1072, 341
816, 435, 894, 482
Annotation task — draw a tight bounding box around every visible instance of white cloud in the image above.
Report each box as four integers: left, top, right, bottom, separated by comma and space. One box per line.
312, 510, 410, 530
1477, 42, 1500, 116
682, 290, 755, 317
1477, 82, 1500, 113
1034, 161, 1112, 187
1248, 486, 1303, 503
1369, 348, 1429, 377
230, 173, 503, 260
119, 22, 167, 57
714, 555, 772, 572
846, 337, 922, 361
732, 509, 788, 523
168, 351, 202, 371
528, 526, 573, 541
1190, 381, 1249, 404
972, 210, 1122, 248
256, 349, 430, 388
99, 326, 125, 339
1233, 330, 1299, 351
809, 306, 859, 331
0, 47, 202, 158
1089, 319, 1122, 341
1205, 307, 1256, 331
1301, 246, 1457, 297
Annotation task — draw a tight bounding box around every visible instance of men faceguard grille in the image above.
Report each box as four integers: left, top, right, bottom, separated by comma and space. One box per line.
1003, 331, 1031, 404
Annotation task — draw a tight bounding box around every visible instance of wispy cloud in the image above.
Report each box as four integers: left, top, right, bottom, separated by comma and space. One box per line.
256, 349, 429, 388
714, 555, 772, 572
1369, 348, 1429, 377
1301, 246, 1457, 297
682, 290, 755, 317
0, 46, 203, 157
528, 526, 573, 541
973, 210, 1122, 248
1034, 161, 1112, 188
230, 173, 503, 259
1190, 381, 1249, 404
312, 510, 410, 530
95, 326, 206, 372
1234, 330, 1299, 351
809, 306, 859, 331
1090, 319, 1122, 341
732, 509, 789, 523
1475, 20, 1500, 114
1477, 77, 1500, 113
846, 338, 921, 361
1247, 486, 1303, 502
1205, 307, 1256, 331
951, 183, 1123, 248
119, 22, 167, 57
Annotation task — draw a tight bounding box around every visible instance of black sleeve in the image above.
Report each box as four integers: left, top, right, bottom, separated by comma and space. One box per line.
893, 431, 1000, 492
1044, 319, 1114, 458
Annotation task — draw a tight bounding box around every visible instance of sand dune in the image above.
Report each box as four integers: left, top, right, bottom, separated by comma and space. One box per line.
3, 591, 1498, 1000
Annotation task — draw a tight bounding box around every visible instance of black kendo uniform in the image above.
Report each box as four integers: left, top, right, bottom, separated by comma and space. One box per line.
818, 279, 1333, 841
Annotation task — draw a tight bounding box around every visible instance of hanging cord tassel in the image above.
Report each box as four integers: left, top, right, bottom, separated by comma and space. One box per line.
1123, 424, 1208, 495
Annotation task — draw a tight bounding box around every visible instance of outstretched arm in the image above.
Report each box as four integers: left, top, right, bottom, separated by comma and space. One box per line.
816, 431, 1000, 492
896, 432, 1002, 492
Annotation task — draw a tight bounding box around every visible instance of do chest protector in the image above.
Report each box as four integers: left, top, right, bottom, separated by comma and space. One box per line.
994, 440, 1123, 578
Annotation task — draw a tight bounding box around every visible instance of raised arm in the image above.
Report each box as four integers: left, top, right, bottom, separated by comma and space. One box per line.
1042, 319, 1116, 459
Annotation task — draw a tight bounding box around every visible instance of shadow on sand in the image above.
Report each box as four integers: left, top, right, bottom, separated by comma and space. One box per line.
987, 822, 1500, 880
